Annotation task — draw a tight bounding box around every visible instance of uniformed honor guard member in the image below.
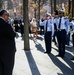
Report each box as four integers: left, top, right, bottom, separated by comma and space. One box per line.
70, 17, 74, 60
40, 12, 54, 54
55, 10, 69, 58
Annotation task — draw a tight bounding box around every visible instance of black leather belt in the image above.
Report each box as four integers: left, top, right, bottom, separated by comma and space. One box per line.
58, 29, 65, 31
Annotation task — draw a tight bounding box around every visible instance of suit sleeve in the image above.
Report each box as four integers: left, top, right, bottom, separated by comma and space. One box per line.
5, 23, 16, 39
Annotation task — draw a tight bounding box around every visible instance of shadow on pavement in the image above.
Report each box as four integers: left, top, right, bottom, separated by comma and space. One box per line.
37, 36, 44, 41
52, 46, 58, 51
24, 51, 41, 75
34, 42, 45, 53
48, 53, 74, 75
29, 35, 44, 41
57, 73, 65, 75
21, 34, 44, 41
52, 46, 74, 59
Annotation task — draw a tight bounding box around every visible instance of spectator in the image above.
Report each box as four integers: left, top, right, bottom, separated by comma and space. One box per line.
14, 18, 18, 32
30, 18, 38, 42
0, 10, 16, 75
20, 17, 24, 36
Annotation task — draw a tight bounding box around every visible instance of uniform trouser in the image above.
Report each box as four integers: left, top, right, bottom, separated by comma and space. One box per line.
0, 54, 15, 75
53, 31, 57, 44
57, 30, 66, 56
72, 33, 74, 47
44, 32, 52, 53
65, 32, 70, 45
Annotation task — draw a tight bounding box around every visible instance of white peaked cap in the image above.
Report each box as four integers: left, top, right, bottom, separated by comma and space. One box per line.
59, 9, 64, 13
46, 12, 51, 16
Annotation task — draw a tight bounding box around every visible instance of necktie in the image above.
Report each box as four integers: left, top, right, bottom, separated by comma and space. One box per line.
46, 20, 48, 32
58, 18, 61, 29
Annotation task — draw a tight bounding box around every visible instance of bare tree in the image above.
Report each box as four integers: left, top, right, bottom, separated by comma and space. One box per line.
0, 0, 3, 10
72, 0, 74, 17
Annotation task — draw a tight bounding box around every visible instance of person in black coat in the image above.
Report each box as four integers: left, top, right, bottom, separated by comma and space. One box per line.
20, 18, 24, 36
0, 10, 16, 75
14, 18, 19, 32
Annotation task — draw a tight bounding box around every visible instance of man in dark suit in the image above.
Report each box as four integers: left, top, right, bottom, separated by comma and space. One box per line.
0, 10, 16, 75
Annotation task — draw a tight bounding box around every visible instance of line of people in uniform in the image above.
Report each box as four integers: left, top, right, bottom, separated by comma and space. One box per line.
40, 10, 74, 60
8, 10, 74, 60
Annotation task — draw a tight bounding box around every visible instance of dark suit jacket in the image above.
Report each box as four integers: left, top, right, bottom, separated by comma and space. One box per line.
0, 18, 16, 56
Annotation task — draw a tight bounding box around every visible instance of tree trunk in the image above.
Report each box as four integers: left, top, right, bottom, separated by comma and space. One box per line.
23, 0, 30, 50
37, 0, 41, 29
34, 8, 36, 18
0, 0, 3, 10
51, 0, 53, 14
54, 0, 56, 12
72, 0, 74, 17
34, 0, 36, 18
68, 0, 71, 14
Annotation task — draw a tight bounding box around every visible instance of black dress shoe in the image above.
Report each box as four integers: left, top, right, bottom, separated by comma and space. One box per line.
44, 52, 48, 54
47, 52, 51, 54
56, 54, 64, 58
44, 52, 50, 54
71, 57, 74, 60
56, 54, 61, 57
61, 56, 64, 58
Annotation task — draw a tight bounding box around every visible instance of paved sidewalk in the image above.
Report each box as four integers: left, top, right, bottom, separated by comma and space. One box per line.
13, 33, 74, 75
